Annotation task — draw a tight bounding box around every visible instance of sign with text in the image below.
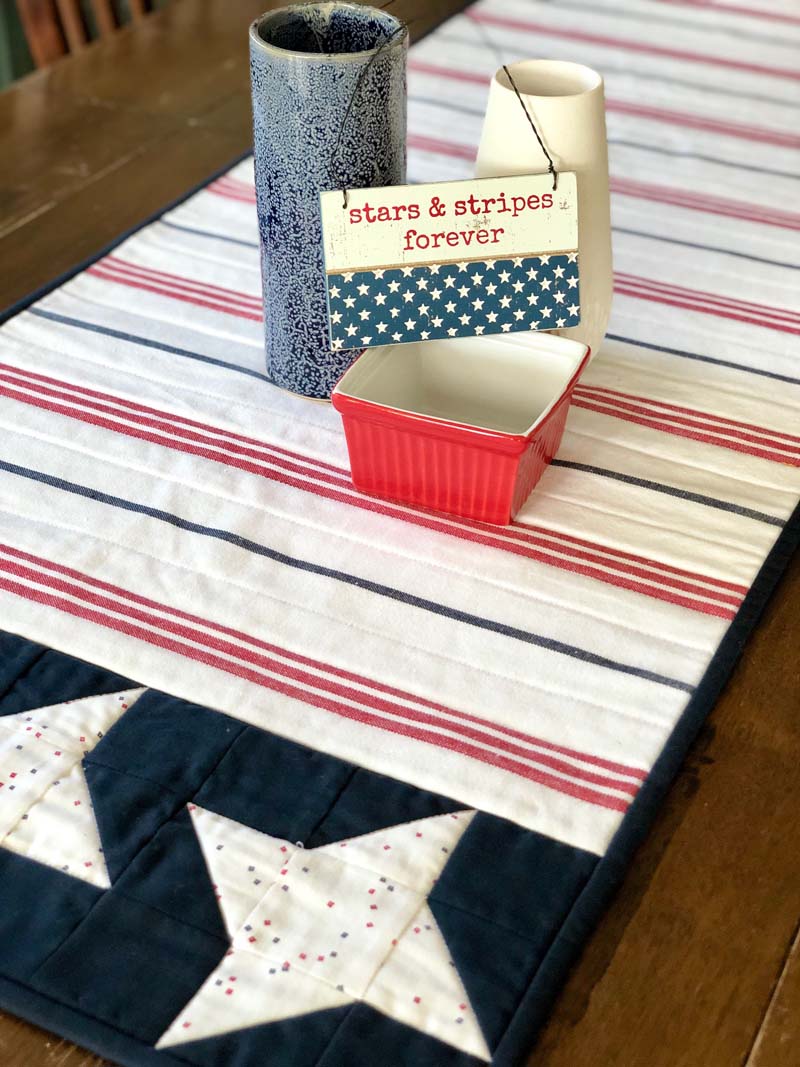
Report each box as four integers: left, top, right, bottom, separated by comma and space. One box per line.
320, 173, 579, 350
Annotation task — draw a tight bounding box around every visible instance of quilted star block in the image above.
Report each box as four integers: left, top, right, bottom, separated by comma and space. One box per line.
158, 806, 489, 1060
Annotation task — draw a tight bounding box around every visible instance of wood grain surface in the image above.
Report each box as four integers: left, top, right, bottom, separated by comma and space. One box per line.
0, 1, 798, 1064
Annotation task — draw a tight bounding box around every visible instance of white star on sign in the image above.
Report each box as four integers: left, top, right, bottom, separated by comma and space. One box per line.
540, 278, 551, 291
443, 276, 456, 288
567, 276, 578, 289
375, 293, 387, 306
457, 262, 469, 272
388, 280, 401, 293
470, 273, 483, 286
457, 285, 470, 298
498, 270, 511, 283
526, 268, 538, 281
485, 283, 497, 296
331, 338, 344, 350
344, 296, 356, 308
553, 266, 565, 279
376, 322, 388, 333
401, 267, 414, 277
432, 316, 443, 327
486, 311, 498, 323
568, 304, 580, 316
157, 808, 489, 1060
539, 256, 550, 266
512, 281, 524, 293
458, 313, 471, 325
554, 292, 565, 304
358, 309, 371, 321
430, 287, 442, 300
357, 283, 370, 296
447, 327, 457, 336
416, 277, 429, 290
567, 252, 578, 263
527, 294, 539, 306
403, 291, 415, 303
444, 301, 457, 313
343, 272, 354, 282
329, 286, 341, 299
331, 311, 342, 324
483, 260, 496, 270
346, 325, 358, 337
404, 319, 416, 330
499, 295, 511, 309
429, 264, 441, 274
472, 298, 484, 310
392, 332, 402, 341
374, 269, 385, 279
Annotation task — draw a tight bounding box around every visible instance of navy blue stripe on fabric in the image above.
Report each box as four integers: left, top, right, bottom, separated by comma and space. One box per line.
494, 495, 800, 1067
550, 460, 785, 527
26, 309, 272, 383
0, 459, 693, 693
612, 226, 799, 272
158, 219, 260, 249
606, 332, 800, 386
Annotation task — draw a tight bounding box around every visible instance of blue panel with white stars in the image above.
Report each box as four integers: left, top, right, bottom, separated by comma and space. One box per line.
325, 253, 579, 350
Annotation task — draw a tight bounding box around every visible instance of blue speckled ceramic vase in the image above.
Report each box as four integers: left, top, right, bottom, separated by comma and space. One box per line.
249, 4, 408, 399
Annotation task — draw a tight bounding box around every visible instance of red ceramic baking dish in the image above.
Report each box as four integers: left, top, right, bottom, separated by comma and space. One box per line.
332, 333, 590, 526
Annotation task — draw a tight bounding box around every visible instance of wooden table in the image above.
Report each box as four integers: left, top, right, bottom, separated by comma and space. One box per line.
1, 2, 799, 1064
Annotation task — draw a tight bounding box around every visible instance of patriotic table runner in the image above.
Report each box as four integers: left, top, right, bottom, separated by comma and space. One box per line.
0, 0, 798, 1064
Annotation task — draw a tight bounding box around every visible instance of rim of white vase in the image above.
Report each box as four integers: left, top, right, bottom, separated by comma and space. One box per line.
250, 3, 408, 63
496, 60, 603, 99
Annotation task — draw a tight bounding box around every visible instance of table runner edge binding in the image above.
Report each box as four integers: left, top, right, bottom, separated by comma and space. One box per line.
493, 495, 800, 1066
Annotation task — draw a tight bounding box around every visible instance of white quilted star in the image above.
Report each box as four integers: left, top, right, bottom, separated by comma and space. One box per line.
157, 808, 489, 1060
0, 689, 145, 888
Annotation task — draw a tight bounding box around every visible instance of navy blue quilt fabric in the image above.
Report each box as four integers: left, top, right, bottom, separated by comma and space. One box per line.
0, 631, 599, 1066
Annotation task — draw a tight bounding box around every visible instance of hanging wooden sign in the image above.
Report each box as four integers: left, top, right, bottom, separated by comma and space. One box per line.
320, 172, 579, 351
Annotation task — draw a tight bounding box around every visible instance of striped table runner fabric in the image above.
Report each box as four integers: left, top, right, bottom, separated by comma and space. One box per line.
0, 0, 798, 1060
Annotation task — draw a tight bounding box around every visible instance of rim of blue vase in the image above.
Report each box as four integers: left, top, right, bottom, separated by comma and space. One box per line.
250, 3, 408, 63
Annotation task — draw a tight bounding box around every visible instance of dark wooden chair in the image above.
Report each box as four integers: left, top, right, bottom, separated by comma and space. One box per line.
16, 0, 153, 68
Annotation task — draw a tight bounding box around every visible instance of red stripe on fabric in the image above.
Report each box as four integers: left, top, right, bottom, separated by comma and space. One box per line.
572, 397, 800, 466
577, 386, 800, 445
86, 266, 263, 322
407, 64, 800, 150
511, 521, 746, 593
103, 256, 262, 309
575, 387, 800, 453
611, 177, 800, 231
0, 373, 353, 491
0, 362, 346, 476
207, 178, 259, 203
614, 281, 800, 335
653, 0, 800, 27
0, 542, 646, 781
0, 382, 740, 617
2, 556, 641, 795
0, 569, 632, 812
2, 355, 747, 595
466, 9, 800, 82
614, 273, 800, 325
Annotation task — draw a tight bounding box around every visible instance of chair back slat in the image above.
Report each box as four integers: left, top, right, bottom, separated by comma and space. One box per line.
53, 0, 88, 51
92, 0, 118, 37
16, 0, 154, 68
15, 0, 67, 67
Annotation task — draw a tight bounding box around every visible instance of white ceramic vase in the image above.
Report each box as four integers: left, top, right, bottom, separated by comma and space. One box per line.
475, 61, 612, 360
